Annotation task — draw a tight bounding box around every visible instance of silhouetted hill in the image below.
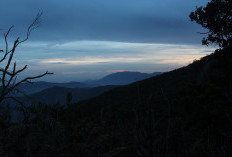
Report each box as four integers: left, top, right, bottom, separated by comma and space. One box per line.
69, 48, 232, 156
86, 71, 162, 85
16, 81, 96, 96
16, 72, 161, 96
20, 85, 118, 105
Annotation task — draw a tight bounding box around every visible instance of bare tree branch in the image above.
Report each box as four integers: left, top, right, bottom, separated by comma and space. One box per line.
0, 26, 14, 63
0, 12, 53, 105
19, 12, 43, 44
197, 31, 210, 35
9, 71, 54, 93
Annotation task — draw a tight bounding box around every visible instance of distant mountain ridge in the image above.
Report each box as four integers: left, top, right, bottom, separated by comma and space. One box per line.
17, 81, 94, 96
85, 71, 162, 85
69, 49, 232, 156
17, 71, 162, 95
19, 85, 118, 105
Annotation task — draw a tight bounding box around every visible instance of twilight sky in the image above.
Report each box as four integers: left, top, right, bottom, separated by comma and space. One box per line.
0, 0, 214, 82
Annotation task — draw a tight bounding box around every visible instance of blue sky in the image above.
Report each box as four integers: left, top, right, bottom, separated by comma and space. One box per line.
0, 0, 213, 82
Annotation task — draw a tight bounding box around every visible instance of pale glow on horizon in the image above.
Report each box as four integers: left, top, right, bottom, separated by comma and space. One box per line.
40, 54, 202, 66
36, 40, 212, 66
13, 40, 215, 82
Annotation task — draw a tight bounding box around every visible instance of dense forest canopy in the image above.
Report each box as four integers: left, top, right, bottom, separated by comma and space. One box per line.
190, 0, 232, 48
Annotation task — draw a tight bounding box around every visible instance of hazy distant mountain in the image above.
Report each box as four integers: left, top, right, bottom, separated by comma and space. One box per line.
16, 72, 162, 95
19, 85, 118, 105
86, 71, 162, 85
17, 81, 96, 96
71, 48, 232, 155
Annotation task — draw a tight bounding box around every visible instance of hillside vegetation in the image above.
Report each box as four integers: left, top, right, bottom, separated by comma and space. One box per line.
22, 85, 118, 105
68, 48, 232, 156
0, 47, 231, 157
1, 0, 232, 155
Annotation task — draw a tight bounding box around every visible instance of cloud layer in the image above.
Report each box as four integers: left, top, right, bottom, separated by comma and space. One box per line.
0, 0, 213, 82
1, 0, 209, 44
10, 40, 214, 82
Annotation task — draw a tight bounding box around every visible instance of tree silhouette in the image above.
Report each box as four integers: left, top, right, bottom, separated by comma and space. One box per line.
190, 0, 232, 48
0, 12, 53, 105
66, 92, 72, 106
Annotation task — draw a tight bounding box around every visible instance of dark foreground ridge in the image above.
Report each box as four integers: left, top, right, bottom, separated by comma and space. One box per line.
1, 48, 231, 156
22, 85, 118, 105
70, 48, 232, 156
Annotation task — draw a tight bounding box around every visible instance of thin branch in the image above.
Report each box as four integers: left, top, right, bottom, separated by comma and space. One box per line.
0, 71, 53, 105
8, 71, 53, 94
6, 62, 17, 88
15, 65, 28, 76
0, 65, 28, 79
0, 26, 14, 63
2, 38, 19, 88
0, 69, 13, 76
197, 31, 210, 35
0, 12, 53, 106
4, 26, 14, 53
12, 76, 17, 87
19, 12, 42, 44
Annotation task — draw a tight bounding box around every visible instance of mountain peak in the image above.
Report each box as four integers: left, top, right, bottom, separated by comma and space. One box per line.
96, 71, 162, 85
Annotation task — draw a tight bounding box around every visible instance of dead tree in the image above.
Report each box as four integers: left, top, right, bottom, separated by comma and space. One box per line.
0, 12, 53, 105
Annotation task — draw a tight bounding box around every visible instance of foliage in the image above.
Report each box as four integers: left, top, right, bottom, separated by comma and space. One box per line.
0, 41, 231, 157
189, 0, 232, 48
0, 2, 232, 156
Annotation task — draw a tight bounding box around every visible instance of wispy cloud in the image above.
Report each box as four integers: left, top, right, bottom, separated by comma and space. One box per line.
37, 41, 213, 66
40, 57, 145, 65
107, 70, 128, 73
62, 71, 104, 75
0, 0, 212, 82
9, 40, 215, 82
21, 40, 212, 64
62, 71, 88, 75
